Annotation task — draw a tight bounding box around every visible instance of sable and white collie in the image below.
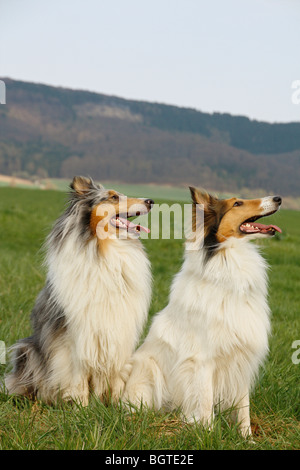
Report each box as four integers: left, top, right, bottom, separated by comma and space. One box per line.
5, 176, 154, 405
123, 187, 282, 437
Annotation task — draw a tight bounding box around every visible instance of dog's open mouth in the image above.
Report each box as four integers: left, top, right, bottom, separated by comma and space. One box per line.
110, 214, 150, 234
240, 211, 282, 235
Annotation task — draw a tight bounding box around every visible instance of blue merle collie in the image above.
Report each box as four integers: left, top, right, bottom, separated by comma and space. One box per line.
5, 176, 154, 405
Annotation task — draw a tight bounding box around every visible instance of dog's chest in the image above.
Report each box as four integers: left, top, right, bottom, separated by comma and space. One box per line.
174, 242, 270, 356
50, 239, 150, 329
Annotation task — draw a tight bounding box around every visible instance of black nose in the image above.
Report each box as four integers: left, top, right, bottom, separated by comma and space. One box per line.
144, 198, 154, 207
273, 196, 282, 205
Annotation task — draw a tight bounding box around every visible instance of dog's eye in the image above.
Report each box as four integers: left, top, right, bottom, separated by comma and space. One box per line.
111, 195, 119, 201
233, 201, 243, 207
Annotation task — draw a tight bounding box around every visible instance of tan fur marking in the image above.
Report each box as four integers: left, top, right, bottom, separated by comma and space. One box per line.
90, 206, 107, 236
216, 199, 263, 242
90, 195, 149, 253
189, 187, 269, 244
90, 204, 112, 254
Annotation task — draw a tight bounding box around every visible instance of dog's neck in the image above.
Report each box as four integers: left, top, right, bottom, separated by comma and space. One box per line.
179, 237, 269, 297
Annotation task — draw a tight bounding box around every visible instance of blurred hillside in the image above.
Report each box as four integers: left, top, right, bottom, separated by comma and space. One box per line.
0, 78, 300, 196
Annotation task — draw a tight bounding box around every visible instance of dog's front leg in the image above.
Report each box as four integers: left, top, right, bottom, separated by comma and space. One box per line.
188, 366, 214, 428
234, 392, 252, 438
60, 376, 90, 406
173, 359, 214, 428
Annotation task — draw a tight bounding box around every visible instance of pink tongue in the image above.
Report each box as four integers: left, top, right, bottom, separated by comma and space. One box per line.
254, 223, 282, 233
136, 225, 150, 234
119, 217, 150, 233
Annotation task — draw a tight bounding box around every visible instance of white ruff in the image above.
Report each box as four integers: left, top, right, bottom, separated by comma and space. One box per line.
46, 235, 152, 402
124, 237, 271, 436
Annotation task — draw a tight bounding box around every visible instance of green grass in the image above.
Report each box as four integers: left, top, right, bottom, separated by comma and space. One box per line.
0, 187, 299, 450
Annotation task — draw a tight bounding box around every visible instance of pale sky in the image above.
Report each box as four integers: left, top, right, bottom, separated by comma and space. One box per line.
1, 0, 300, 123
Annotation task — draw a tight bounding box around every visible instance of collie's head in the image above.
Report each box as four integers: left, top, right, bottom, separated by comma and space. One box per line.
189, 187, 282, 254
50, 176, 154, 251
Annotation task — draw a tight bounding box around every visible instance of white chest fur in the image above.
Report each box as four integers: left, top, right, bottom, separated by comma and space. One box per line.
47, 236, 152, 372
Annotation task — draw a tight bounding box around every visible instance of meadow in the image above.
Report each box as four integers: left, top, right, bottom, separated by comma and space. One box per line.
0, 186, 299, 450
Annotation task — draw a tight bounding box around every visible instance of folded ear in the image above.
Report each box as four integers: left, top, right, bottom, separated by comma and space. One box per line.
70, 176, 94, 195
189, 186, 211, 206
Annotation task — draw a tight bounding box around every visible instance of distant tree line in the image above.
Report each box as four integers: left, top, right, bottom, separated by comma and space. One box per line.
0, 78, 300, 196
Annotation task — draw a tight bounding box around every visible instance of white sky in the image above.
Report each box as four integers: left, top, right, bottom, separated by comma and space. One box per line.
1, 0, 300, 122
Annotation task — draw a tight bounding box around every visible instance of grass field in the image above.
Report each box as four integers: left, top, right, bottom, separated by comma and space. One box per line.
0, 187, 299, 450
1, 174, 300, 209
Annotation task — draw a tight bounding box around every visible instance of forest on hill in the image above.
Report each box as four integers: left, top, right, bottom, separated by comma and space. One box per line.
0, 78, 299, 196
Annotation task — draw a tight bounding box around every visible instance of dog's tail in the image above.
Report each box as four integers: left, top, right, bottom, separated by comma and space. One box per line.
5, 337, 42, 397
